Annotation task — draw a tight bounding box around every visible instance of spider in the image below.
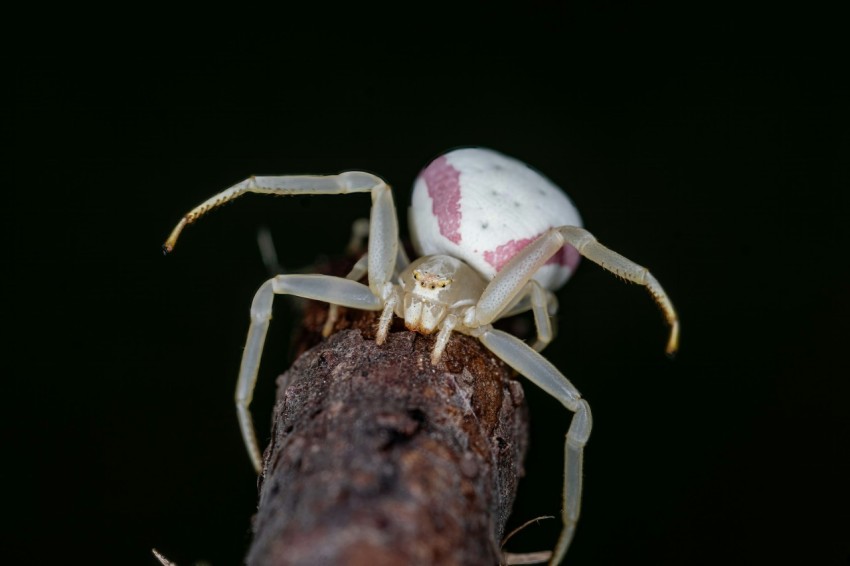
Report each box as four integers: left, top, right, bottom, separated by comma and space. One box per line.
164, 147, 678, 565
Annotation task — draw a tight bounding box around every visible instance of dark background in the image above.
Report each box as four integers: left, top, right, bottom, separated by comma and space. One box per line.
10, 4, 848, 565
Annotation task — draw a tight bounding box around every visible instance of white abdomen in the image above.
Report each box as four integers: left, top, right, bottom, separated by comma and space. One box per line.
409, 147, 583, 291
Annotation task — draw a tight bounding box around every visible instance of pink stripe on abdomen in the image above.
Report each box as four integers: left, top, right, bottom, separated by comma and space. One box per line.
422, 156, 462, 244
483, 233, 580, 272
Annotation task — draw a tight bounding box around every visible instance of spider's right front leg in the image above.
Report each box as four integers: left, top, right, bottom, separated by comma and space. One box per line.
237, 274, 383, 472
162, 170, 400, 295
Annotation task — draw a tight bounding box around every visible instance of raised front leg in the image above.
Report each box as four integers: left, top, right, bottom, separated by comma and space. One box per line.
163, 171, 399, 299
478, 327, 592, 566
237, 274, 383, 472
471, 226, 679, 355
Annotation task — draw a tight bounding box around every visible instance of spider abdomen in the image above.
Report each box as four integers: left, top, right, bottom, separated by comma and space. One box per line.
409, 147, 583, 291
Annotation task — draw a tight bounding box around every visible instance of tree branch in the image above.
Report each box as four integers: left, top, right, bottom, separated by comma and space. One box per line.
246, 300, 531, 566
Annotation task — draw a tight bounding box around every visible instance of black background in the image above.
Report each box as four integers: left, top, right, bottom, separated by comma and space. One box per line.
11, 4, 848, 565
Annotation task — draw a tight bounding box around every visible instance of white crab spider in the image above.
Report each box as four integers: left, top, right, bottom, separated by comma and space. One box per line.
164, 147, 678, 565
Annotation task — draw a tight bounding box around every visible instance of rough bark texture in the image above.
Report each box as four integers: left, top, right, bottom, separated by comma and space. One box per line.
245, 299, 530, 566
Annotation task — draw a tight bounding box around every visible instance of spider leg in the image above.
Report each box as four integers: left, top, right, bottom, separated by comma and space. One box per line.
237, 274, 383, 472
163, 171, 399, 294
497, 281, 559, 352
256, 226, 284, 276
323, 219, 411, 337
470, 230, 567, 330
431, 314, 459, 365
478, 327, 591, 566
344, 217, 412, 269
527, 282, 558, 352
556, 226, 678, 354
322, 253, 370, 337
345, 218, 370, 256
471, 226, 678, 355
501, 283, 558, 319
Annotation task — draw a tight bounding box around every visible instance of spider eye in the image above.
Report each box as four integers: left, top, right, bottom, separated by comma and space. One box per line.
413, 271, 421, 281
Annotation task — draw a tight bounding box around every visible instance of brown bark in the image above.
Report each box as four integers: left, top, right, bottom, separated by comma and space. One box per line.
245, 301, 530, 566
